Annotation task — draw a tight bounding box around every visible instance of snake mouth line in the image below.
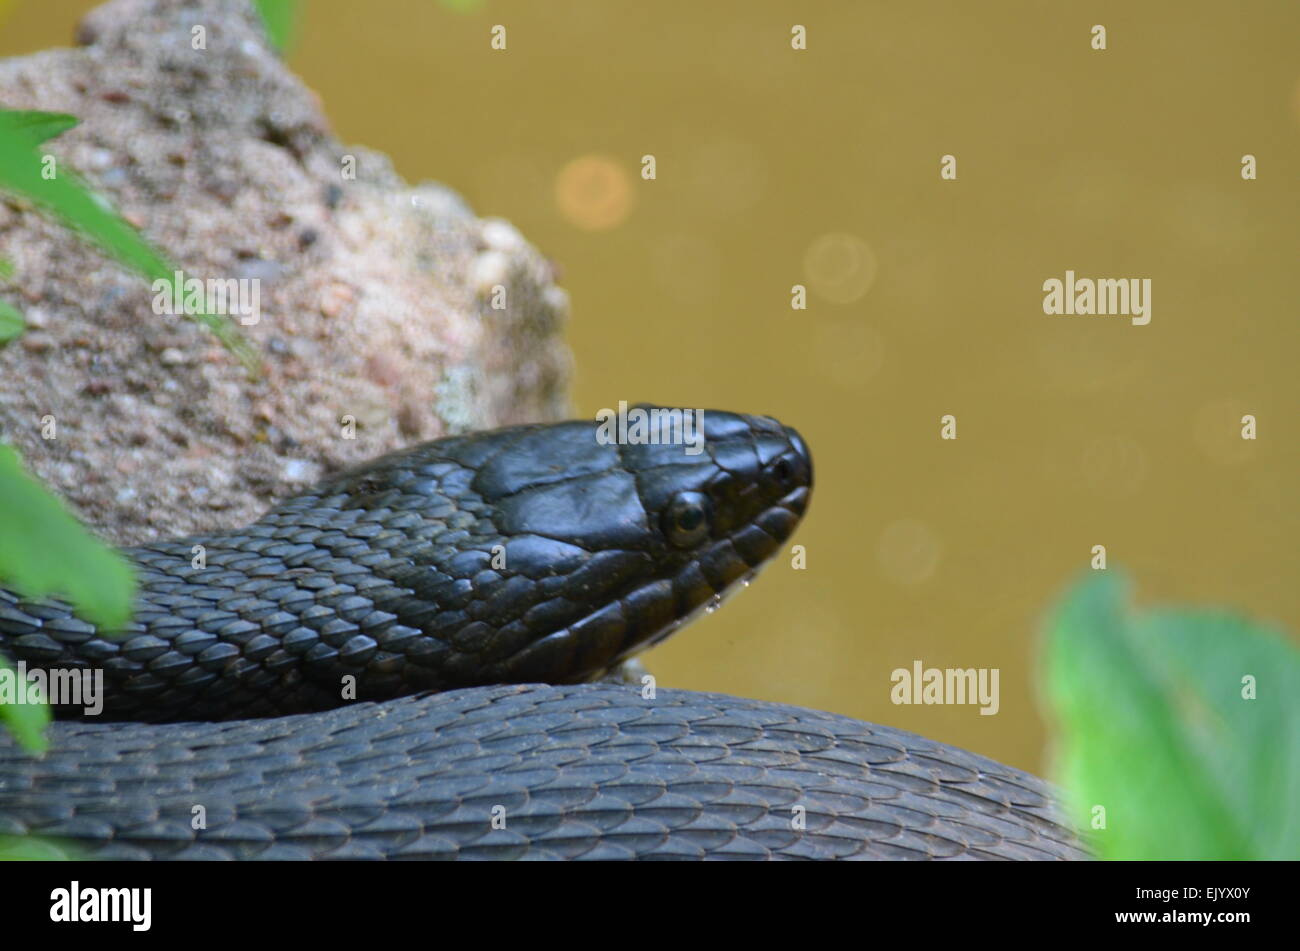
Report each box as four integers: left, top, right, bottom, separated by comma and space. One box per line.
629, 481, 812, 655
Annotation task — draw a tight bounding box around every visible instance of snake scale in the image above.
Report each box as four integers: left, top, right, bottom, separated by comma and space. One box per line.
0, 409, 1086, 859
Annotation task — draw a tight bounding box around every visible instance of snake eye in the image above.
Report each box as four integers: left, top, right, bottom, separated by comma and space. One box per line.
662, 491, 711, 548
772, 457, 794, 486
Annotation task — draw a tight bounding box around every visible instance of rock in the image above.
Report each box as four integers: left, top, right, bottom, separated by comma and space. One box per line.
0, 0, 571, 545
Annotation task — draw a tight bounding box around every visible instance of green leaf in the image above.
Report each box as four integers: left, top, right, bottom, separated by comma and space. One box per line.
0, 110, 170, 283
0, 298, 22, 341
1043, 572, 1300, 860
0, 109, 260, 374
0, 653, 50, 754
1, 110, 80, 146
0, 835, 76, 860
0, 256, 13, 279
0, 445, 135, 631
253, 0, 302, 53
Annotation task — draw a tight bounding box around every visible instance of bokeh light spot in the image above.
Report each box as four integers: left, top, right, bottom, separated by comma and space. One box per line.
803, 232, 878, 304
555, 155, 635, 231
809, 319, 884, 389
876, 519, 942, 586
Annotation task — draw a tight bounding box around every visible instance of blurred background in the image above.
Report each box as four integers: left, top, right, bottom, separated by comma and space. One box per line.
2, 0, 1297, 774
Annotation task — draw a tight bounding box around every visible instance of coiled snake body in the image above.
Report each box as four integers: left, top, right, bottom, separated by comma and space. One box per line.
0, 410, 1086, 859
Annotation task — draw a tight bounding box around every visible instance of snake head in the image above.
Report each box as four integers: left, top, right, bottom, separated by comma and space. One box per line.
285, 407, 811, 698
463, 406, 813, 685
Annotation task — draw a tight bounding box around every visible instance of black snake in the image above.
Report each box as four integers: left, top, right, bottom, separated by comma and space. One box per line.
0, 409, 1086, 859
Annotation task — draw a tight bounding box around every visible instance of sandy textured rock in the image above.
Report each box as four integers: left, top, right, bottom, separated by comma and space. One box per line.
0, 0, 571, 545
